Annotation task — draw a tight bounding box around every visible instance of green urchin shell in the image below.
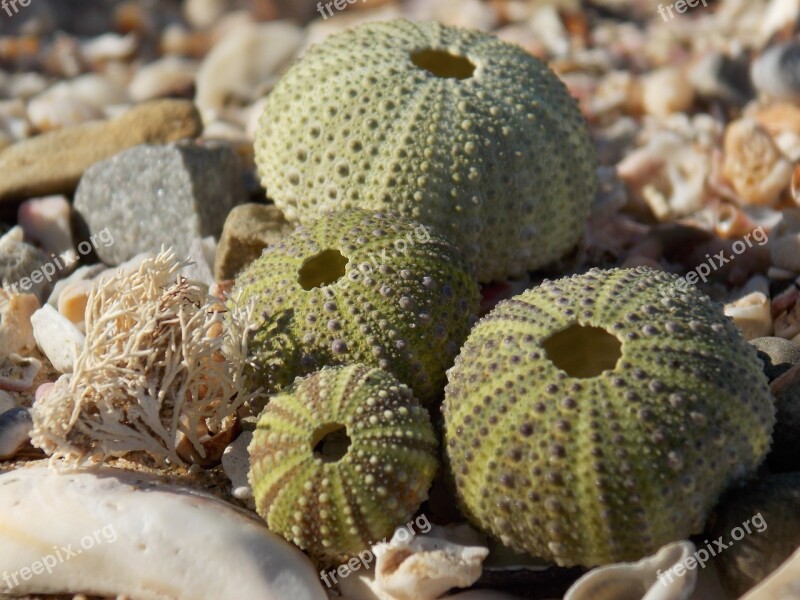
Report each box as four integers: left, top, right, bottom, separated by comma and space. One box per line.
248, 364, 439, 561
443, 267, 775, 567
254, 19, 596, 283
232, 208, 479, 404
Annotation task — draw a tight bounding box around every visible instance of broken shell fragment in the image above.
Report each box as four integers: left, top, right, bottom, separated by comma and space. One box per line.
0, 354, 41, 392
564, 540, 697, 600
0, 465, 328, 600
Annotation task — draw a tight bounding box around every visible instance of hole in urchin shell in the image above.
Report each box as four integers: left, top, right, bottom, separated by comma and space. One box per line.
410, 49, 475, 80
312, 423, 351, 463
298, 249, 349, 290
542, 324, 622, 378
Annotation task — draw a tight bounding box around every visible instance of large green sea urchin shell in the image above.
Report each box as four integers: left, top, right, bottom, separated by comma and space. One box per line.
248, 364, 438, 560
232, 208, 479, 403
254, 19, 596, 283
443, 267, 774, 567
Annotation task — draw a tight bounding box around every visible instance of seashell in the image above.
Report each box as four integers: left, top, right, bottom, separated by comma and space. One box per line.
753, 102, 800, 139
0, 406, 32, 460
6, 72, 48, 100
337, 524, 490, 600
80, 32, 138, 64
17, 195, 74, 259
184, 0, 229, 29
129, 56, 198, 102
759, 0, 800, 45
30, 304, 85, 373
722, 118, 793, 207
222, 430, 254, 502
160, 24, 213, 58
713, 203, 758, 239
0, 465, 328, 600
772, 233, 800, 272
689, 51, 753, 106
564, 540, 697, 600
0, 289, 40, 355
752, 42, 800, 103
0, 354, 42, 392
642, 68, 694, 118
27, 94, 104, 132
724, 277, 773, 340
195, 21, 304, 121
56, 278, 92, 325
741, 543, 800, 600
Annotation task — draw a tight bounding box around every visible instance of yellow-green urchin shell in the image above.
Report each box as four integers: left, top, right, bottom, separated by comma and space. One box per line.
248, 364, 439, 561
254, 19, 596, 283
443, 267, 774, 567
232, 208, 480, 404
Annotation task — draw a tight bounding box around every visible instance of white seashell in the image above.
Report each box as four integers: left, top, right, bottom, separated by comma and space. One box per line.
56, 278, 93, 325
752, 42, 800, 103
642, 68, 695, 118
353, 524, 490, 600
0, 465, 327, 600
30, 304, 85, 373
723, 118, 794, 207
724, 277, 773, 340
129, 56, 199, 102
0, 289, 40, 355
0, 354, 41, 392
740, 543, 800, 600
0, 406, 32, 459
80, 32, 138, 64
46, 263, 107, 311
184, 0, 229, 29
565, 540, 697, 600
759, 0, 800, 46
195, 21, 304, 121
17, 195, 74, 259
7, 72, 48, 100
27, 94, 104, 132
222, 430, 254, 502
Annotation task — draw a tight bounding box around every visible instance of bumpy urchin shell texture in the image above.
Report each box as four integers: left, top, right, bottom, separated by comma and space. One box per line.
248, 364, 439, 561
254, 19, 596, 283
231, 208, 480, 404
443, 267, 775, 567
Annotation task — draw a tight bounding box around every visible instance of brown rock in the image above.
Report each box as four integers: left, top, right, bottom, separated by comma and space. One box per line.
0, 99, 203, 201
214, 203, 293, 281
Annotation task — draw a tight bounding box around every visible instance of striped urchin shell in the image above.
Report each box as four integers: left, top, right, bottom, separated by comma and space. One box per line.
444, 267, 774, 567
248, 364, 439, 561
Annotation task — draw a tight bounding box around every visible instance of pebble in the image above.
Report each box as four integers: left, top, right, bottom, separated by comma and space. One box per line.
0, 227, 52, 300
0, 99, 204, 201
724, 277, 773, 340
74, 141, 247, 265
195, 21, 304, 120
30, 304, 85, 373
0, 407, 32, 460
722, 118, 794, 207
184, 0, 230, 29
221, 430, 254, 503
711, 473, 800, 596
129, 56, 199, 102
214, 203, 293, 281
0, 354, 41, 392
689, 51, 753, 106
0, 391, 16, 414
642, 67, 695, 118
0, 289, 39, 355
750, 336, 800, 381
0, 466, 328, 600
17, 195, 74, 259
772, 233, 800, 272
752, 42, 800, 103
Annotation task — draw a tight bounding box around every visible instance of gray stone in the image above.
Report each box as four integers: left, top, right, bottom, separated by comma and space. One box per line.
0, 407, 32, 460
0, 227, 51, 300
214, 203, 293, 281
750, 336, 800, 381
74, 142, 247, 265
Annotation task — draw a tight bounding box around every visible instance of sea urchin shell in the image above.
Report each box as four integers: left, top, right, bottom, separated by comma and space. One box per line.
248, 364, 439, 561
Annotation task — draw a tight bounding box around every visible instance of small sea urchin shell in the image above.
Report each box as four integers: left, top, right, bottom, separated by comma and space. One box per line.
254, 19, 596, 282
248, 364, 439, 561
443, 267, 774, 567
231, 208, 479, 404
